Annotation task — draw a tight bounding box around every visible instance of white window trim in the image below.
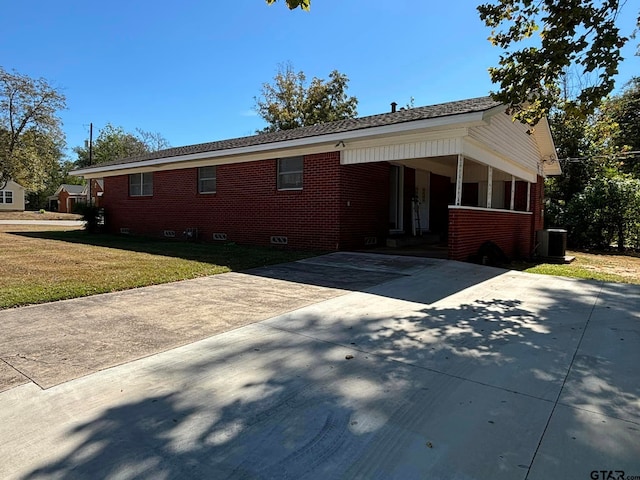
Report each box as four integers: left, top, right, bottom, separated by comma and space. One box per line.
129, 172, 153, 197
198, 166, 217, 194
0, 191, 12, 204
277, 156, 304, 191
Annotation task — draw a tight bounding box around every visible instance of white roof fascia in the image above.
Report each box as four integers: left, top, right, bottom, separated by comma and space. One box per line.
532, 117, 562, 176
72, 112, 489, 177
481, 103, 509, 120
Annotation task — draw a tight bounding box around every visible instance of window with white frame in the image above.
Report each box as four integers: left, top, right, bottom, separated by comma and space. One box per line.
277, 156, 303, 190
198, 166, 217, 193
129, 172, 153, 196
0, 191, 13, 204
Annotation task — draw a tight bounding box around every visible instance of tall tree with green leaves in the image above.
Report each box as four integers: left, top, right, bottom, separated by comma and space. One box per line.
566, 170, 640, 250
254, 64, 358, 133
597, 77, 640, 176
546, 81, 640, 248
74, 124, 170, 168
266, 0, 309, 10
477, 0, 635, 125
0, 67, 66, 191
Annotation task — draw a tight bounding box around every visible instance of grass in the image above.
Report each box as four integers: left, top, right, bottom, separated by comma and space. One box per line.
0, 211, 82, 220
1, 220, 639, 309
512, 250, 640, 284
0, 225, 318, 309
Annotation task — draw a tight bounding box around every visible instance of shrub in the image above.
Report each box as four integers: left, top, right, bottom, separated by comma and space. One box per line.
76, 204, 103, 233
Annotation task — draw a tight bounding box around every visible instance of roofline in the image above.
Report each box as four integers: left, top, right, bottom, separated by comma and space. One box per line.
72, 109, 496, 177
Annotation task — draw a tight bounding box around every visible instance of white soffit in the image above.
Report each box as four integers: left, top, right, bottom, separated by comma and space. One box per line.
463, 138, 537, 183
342, 137, 463, 165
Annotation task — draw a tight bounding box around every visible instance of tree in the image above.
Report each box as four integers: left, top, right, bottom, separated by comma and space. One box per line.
546, 81, 640, 248
566, 170, 640, 250
27, 159, 82, 210
254, 64, 358, 133
0, 67, 66, 190
597, 77, 640, 176
74, 124, 170, 168
266, 0, 309, 10
477, 0, 634, 125
135, 128, 171, 152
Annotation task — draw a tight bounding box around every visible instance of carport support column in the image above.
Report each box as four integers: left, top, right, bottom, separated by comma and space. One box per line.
487, 166, 493, 208
455, 155, 464, 206
510, 176, 516, 210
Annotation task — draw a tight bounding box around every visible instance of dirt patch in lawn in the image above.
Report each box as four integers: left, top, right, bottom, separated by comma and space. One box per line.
0, 211, 82, 221
571, 250, 640, 282
515, 250, 640, 285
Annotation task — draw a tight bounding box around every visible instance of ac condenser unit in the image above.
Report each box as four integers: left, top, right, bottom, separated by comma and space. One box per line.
537, 229, 567, 258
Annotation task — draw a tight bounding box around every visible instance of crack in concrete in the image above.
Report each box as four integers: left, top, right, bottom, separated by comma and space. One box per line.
4, 353, 90, 371
0, 357, 40, 389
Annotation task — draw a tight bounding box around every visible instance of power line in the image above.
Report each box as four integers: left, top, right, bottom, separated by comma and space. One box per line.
559, 150, 640, 163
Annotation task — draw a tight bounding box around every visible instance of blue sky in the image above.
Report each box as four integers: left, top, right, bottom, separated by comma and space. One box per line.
2, 0, 638, 159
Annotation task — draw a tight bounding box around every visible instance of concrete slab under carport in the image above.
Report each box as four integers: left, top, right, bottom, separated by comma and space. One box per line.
0, 253, 638, 479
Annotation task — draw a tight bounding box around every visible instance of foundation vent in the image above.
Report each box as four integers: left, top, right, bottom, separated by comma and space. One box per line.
213, 233, 228, 241
164, 230, 176, 238
120, 227, 130, 235
270, 236, 288, 245
364, 236, 378, 246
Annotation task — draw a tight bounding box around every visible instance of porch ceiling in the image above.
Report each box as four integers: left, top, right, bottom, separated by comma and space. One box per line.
395, 156, 519, 182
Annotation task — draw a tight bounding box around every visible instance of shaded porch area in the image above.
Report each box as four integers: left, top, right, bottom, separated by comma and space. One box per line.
378, 154, 542, 262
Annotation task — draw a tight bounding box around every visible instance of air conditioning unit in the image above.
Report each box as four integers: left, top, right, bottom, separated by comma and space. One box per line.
537, 229, 567, 258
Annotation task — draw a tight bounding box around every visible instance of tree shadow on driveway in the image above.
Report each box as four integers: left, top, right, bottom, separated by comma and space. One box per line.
15, 275, 639, 479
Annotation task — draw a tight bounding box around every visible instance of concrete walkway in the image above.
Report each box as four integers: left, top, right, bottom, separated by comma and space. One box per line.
0, 253, 638, 479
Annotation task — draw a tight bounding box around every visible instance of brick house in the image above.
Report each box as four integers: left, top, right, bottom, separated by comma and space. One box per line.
49, 180, 104, 213
50, 184, 85, 213
72, 97, 560, 261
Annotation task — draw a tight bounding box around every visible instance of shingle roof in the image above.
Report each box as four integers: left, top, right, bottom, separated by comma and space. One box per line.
61, 184, 86, 194
92, 96, 500, 169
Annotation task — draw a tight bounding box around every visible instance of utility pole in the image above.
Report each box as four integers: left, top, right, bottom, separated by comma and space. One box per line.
88, 123, 93, 205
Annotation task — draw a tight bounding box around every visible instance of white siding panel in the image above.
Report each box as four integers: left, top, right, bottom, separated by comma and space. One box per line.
342, 138, 461, 165
469, 113, 540, 173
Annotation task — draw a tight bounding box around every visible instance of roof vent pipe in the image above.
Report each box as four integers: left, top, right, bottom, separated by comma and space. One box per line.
391, 102, 397, 113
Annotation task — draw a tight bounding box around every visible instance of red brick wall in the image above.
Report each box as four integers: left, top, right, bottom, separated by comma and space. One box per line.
103, 152, 343, 250
448, 208, 534, 261
57, 190, 70, 213
448, 176, 545, 261
338, 163, 390, 249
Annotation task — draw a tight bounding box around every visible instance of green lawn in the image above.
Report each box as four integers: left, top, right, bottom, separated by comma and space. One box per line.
0, 227, 318, 309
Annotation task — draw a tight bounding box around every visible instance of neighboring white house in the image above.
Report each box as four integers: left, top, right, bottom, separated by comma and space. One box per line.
0, 180, 26, 211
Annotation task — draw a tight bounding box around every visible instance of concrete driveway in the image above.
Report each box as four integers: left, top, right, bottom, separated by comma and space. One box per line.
0, 253, 638, 479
